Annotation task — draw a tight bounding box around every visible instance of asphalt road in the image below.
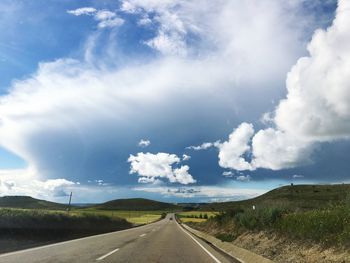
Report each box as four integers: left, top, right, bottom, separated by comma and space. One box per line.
0, 214, 237, 263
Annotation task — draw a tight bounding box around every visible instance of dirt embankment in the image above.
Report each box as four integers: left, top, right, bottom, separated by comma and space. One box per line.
233, 231, 350, 263
189, 221, 350, 263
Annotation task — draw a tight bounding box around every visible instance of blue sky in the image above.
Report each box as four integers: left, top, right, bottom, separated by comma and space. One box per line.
1, 0, 350, 203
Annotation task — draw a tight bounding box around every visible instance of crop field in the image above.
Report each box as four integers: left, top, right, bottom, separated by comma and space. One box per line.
72, 209, 163, 225
176, 211, 218, 223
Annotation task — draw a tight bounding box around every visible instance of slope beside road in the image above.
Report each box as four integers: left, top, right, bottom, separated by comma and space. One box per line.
0, 214, 238, 263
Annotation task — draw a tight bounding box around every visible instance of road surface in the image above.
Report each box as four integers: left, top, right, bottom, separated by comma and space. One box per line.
0, 214, 238, 263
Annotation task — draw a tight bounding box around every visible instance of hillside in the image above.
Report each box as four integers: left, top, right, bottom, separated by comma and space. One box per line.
200, 183, 350, 211
93, 198, 180, 211
0, 196, 68, 210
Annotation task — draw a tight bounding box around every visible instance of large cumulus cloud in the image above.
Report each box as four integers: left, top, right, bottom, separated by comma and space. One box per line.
215, 0, 350, 171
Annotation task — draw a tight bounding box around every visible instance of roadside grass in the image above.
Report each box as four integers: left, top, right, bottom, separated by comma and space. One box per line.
205, 205, 350, 246
187, 184, 350, 247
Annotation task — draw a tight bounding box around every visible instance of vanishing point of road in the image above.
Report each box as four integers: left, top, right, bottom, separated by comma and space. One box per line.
0, 214, 238, 263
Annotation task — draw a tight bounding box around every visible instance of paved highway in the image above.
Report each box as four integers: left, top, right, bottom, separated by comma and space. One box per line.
0, 214, 237, 263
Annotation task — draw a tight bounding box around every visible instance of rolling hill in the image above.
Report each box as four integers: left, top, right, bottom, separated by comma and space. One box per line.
92, 198, 180, 211
0, 196, 69, 210
200, 183, 350, 211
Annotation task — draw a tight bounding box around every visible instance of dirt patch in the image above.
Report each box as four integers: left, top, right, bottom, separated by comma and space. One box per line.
233, 231, 350, 263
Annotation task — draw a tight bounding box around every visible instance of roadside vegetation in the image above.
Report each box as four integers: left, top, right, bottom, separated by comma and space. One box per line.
207, 205, 350, 246
184, 184, 350, 248
0, 208, 132, 236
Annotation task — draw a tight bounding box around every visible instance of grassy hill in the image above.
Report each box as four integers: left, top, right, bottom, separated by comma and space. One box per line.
92, 198, 179, 211
200, 184, 350, 211
0, 196, 68, 210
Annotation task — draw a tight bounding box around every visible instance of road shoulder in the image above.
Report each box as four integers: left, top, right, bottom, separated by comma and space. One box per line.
181, 223, 275, 263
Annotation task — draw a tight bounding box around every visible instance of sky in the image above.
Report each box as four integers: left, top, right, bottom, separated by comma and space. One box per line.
0, 0, 349, 204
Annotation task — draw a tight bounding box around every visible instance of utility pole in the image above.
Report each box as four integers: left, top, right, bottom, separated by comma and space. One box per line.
67, 192, 73, 214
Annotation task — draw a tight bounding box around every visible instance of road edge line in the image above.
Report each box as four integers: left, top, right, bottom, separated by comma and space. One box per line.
176, 221, 222, 263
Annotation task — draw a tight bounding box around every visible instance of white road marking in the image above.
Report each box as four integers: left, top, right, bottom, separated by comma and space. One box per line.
177, 222, 222, 263
96, 248, 119, 261
139, 233, 146, 237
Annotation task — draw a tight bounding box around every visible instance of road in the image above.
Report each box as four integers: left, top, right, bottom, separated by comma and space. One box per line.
0, 214, 237, 263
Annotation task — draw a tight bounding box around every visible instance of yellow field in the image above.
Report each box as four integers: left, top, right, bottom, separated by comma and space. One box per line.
176, 211, 218, 223
70, 209, 163, 225
179, 217, 206, 223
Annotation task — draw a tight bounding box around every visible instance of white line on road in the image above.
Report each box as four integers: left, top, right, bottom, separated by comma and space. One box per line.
177, 223, 222, 263
96, 248, 120, 261
0, 220, 160, 258
139, 233, 146, 237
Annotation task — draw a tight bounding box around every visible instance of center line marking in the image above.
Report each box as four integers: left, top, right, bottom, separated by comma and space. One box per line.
139, 233, 146, 237
96, 248, 119, 261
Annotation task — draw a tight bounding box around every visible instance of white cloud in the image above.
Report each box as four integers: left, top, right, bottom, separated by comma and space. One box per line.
251, 128, 313, 170
0, 168, 75, 199
274, 0, 350, 141
128, 152, 196, 184
96, 16, 124, 29
186, 141, 220, 151
138, 139, 151, 148
67, 7, 96, 16
218, 123, 255, 171
215, 123, 313, 171
182, 154, 191, 161
68, 7, 124, 29
94, 10, 116, 21
292, 174, 304, 179
172, 165, 195, 184
236, 174, 251, 182
222, 171, 234, 177
121, 0, 190, 55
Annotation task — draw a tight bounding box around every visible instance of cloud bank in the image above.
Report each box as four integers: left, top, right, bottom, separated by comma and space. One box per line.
0, 0, 336, 194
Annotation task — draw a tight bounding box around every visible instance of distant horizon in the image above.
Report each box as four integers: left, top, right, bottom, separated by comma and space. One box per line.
2, 181, 350, 205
